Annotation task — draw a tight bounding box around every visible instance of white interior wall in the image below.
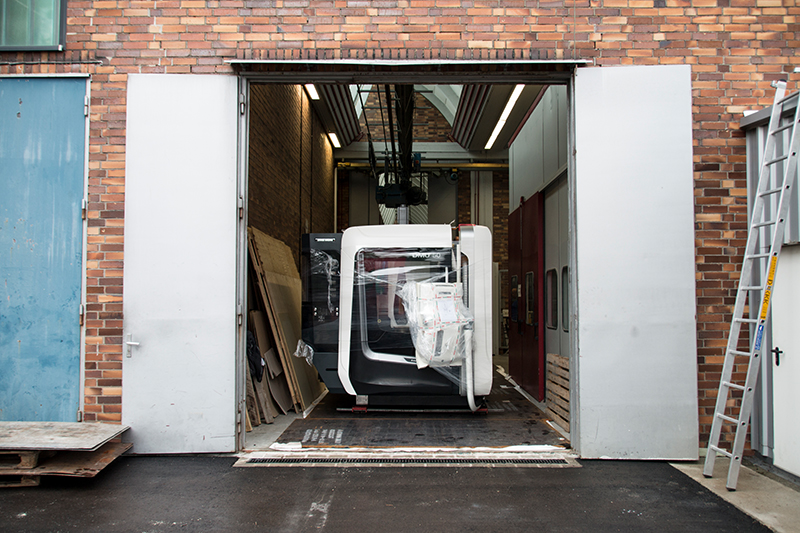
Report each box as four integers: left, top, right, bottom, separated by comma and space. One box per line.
544, 176, 570, 359
470, 171, 494, 230
544, 183, 561, 355
509, 86, 568, 208
427, 174, 458, 225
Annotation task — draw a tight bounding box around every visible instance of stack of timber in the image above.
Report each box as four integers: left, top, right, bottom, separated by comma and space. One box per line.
546, 353, 570, 432
245, 227, 326, 430
0, 422, 131, 488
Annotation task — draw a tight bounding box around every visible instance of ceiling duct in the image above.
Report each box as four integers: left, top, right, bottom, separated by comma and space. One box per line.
450, 84, 491, 149
318, 84, 361, 147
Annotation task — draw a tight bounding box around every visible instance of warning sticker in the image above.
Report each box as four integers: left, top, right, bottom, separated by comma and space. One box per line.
760, 256, 778, 319
754, 324, 765, 352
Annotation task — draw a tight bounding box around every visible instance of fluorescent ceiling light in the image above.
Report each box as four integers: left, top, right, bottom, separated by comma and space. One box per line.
328, 132, 341, 148
305, 84, 320, 100
484, 84, 525, 150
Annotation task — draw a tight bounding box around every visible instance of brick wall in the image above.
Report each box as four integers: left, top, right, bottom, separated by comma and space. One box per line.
249, 84, 334, 269
358, 90, 452, 149
337, 170, 350, 231
493, 170, 510, 313
2, 0, 799, 447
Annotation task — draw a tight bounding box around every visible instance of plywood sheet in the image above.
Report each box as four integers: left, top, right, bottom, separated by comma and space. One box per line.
0, 422, 129, 452
246, 365, 261, 428
253, 372, 276, 423
267, 369, 294, 415
249, 310, 283, 379
0, 442, 132, 478
248, 235, 303, 410
248, 228, 326, 412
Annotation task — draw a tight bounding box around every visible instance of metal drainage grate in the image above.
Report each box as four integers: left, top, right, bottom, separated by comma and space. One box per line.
247, 457, 568, 465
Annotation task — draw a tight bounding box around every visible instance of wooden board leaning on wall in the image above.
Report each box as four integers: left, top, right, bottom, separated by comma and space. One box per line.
248, 227, 326, 414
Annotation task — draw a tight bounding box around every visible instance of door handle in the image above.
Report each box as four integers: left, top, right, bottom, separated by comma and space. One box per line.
772, 346, 783, 367
125, 334, 140, 358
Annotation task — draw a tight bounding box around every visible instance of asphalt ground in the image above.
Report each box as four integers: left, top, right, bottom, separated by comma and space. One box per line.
0, 456, 769, 532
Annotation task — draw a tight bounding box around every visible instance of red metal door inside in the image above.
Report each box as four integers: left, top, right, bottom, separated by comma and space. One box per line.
507, 194, 545, 401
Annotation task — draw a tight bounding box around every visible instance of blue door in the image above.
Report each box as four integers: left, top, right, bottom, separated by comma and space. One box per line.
0, 77, 86, 421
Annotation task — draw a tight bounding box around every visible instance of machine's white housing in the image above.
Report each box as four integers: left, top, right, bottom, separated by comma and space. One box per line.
337, 224, 493, 400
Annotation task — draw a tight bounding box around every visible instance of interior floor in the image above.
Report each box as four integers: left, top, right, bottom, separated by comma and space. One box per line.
268, 362, 568, 450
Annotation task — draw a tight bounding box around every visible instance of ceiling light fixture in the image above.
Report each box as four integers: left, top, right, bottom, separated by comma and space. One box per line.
305, 84, 320, 100
328, 132, 341, 148
484, 84, 525, 150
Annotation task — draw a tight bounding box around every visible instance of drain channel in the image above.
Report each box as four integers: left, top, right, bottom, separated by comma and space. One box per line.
247, 457, 569, 466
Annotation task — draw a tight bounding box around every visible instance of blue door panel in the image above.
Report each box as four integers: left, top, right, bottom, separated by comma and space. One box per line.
0, 77, 85, 421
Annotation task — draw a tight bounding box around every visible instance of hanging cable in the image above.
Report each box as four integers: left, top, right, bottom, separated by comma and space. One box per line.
395, 84, 415, 186
356, 85, 379, 181
376, 86, 390, 177
384, 85, 398, 184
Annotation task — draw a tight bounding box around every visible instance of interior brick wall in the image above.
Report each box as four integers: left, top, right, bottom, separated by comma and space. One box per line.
3, 0, 798, 447
456, 170, 510, 314
248, 84, 334, 270
336, 170, 350, 232
357, 90, 452, 143
493, 170, 510, 314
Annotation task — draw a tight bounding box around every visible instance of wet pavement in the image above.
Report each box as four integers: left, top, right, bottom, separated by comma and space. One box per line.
0, 455, 770, 532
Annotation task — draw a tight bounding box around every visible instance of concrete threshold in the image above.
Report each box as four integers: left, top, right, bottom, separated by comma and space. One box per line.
671, 456, 800, 533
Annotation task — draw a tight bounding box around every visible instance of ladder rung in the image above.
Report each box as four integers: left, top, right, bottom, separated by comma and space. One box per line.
729, 350, 752, 357
722, 381, 746, 391
734, 318, 758, 324
764, 154, 789, 166
773, 122, 794, 134
752, 219, 777, 228
716, 413, 740, 424
738, 286, 763, 291
709, 445, 734, 458
746, 253, 770, 260
758, 186, 784, 197
777, 91, 799, 106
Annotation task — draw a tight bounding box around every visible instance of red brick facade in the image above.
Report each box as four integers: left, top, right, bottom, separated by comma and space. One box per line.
2, 0, 799, 446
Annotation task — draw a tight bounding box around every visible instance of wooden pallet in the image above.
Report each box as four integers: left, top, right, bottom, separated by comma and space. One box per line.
0, 422, 132, 488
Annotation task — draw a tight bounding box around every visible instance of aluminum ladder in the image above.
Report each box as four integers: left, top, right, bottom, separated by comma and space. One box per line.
703, 80, 800, 490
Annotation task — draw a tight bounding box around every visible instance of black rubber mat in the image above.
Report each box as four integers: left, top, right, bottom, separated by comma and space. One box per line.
277, 370, 568, 448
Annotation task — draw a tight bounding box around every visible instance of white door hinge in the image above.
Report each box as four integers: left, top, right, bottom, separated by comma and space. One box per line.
81, 199, 87, 220
239, 93, 246, 115
79, 304, 85, 326
84, 95, 89, 117
76, 410, 83, 422
237, 302, 243, 326
238, 196, 244, 220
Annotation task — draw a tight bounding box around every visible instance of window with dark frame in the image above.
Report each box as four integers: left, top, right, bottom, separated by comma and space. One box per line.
545, 269, 557, 329
0, 0, 66, 51
525, 271, 534, 326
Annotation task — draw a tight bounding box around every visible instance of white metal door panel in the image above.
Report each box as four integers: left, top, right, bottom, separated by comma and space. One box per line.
122, 74, 238, 453
573, 65, 698, 459
771, 245, 800, 477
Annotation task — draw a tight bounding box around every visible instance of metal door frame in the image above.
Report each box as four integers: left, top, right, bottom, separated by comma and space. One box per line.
235, 64, 580, 450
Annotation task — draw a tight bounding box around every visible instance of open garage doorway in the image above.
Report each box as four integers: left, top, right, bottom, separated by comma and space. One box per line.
238, 70, 575, 453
